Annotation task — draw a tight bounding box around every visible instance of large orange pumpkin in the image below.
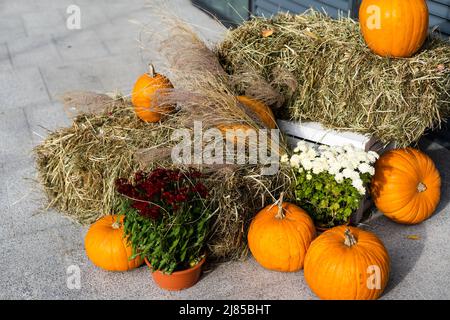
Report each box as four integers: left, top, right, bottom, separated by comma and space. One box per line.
85, 215, 143, 271
304, 226, 390, 300
248, 193, 316, 272
131, 64, 174, 122
359, 0, 429, 58
371, 148, 441, 224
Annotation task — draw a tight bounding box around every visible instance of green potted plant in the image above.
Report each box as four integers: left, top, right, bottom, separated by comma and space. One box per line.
281, 142, 378, 230
115, 168, 212, 290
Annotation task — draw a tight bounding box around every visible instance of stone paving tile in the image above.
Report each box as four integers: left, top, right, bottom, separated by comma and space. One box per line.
24, 102, 71, 147
7, 35, 62, 68
0, 67, 51, 108
0, 0, 39, 16
22, 10, 68, 37
0, 17, 27, 43
40, 64, 105, 101
0, 224, 96, 299
90, 54, 148, 94
54, 30, 110, 62
0, 107, 33, 159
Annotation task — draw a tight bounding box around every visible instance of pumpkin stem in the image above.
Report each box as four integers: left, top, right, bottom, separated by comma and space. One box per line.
147, 64, 155, 77
417, 182, 427, 193
344, 228, 357, 247
112, 221, 121, 230
275, 192, 285, 219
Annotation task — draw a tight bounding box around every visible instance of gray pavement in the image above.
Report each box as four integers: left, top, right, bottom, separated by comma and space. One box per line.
0, 0, 449, 300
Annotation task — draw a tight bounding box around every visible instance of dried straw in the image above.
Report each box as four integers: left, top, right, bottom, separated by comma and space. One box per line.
218, 11, 450, 146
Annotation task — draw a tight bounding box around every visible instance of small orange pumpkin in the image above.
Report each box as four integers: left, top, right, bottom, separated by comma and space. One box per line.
359, 0, 429, 58
304, 226, 390, 300
237, 96, 276, 129
248, 193, 316, 272
371, 148, 441, 224
131, 64, 174, 122
216, 96, 276, 141
85, 215, 143, 271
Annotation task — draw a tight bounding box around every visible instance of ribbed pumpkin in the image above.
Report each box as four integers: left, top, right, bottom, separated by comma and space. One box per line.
304, 226, 390, 300
359, 0, 429, 58
85, 215, 143, 271
371, 148, 441, 224
131, 64, 174, 122
237, 96, 276, 129
248, 193, 316, 272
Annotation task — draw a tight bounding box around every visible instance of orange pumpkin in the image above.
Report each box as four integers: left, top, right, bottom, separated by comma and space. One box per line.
216, 96, 276, 142
248, 193, 316, 272
131, 64, 174, 122
237, 96, 276, 129
304, 226, 390, 300
85, 215, 143, 271
371, 148, 441, 224
359, 0, 429, 58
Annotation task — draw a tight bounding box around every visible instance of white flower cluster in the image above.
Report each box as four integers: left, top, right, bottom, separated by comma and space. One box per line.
281, 141, 379, 195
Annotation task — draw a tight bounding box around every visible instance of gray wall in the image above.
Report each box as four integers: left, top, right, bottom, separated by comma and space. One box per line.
252, 0, 450, 36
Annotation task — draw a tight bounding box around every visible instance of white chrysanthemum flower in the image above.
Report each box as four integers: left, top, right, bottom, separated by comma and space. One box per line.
367, 151, 380, 163
280, 154, 289, 163
358, 162, 375, 175
328, 163, 341, 175
355, 151, 369, 163
333, 146, 344, 154
334, 173, 344, 183
296, 141, 309, 152
342, 168, 360, 180
321, 150, 335, 160
344, 145, 355, 152
341, 160, 356, 170
290, 154, 301, 168
351, 178, 366, 195
306, 148, 317, 159
301, 159, 313, 171
306, 174, 312, 180
312, 160, 327, 174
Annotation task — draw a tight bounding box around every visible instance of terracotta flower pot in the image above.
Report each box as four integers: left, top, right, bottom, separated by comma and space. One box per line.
144, 257, 206, 291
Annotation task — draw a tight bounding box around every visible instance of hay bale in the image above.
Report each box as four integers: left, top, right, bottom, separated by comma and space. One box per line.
217, 11, 450, 146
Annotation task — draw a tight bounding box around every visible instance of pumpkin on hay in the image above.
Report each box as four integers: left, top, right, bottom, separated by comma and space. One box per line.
248, 193, 316, 272
237, 96, 276, 129
359, 0, 429, 58
216, 96, 276, 141
131, 64, 174, 122
85, 215, 143, 271
304, 226, 390, 300
371, 148, 441, 224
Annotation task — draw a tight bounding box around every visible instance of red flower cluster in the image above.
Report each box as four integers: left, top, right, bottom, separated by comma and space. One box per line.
115, 168, 208, 219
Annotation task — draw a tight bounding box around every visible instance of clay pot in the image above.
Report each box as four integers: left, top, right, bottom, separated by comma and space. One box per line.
144, 257, 206, 291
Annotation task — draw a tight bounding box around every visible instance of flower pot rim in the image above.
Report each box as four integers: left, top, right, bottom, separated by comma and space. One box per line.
144, 256, 206, 275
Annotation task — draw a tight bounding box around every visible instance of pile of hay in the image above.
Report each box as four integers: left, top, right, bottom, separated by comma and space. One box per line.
218, 11, 450, 146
